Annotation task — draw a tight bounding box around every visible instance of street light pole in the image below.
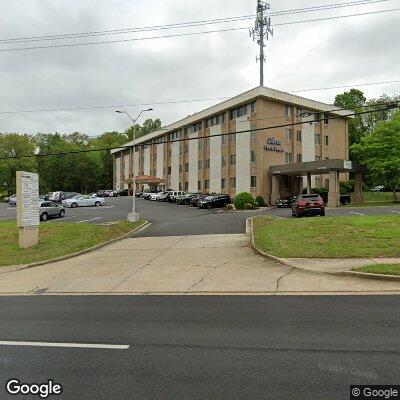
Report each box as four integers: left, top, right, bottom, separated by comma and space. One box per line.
115, 108, 153, 222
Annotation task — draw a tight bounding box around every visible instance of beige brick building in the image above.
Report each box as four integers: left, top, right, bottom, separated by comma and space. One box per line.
112, 86, 354, 205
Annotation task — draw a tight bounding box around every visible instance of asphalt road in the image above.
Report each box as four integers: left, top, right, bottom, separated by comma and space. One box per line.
1, 197, 399, 236
0, 295, 399, 400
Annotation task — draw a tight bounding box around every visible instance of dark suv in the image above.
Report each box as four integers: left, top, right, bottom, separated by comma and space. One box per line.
198, 194, 231, 209
292, 194, 325, 217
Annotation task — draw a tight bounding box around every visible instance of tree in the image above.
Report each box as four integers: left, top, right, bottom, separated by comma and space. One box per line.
351, 111, 400, 202
0, 133, 37, 194
124, 118, 162, 141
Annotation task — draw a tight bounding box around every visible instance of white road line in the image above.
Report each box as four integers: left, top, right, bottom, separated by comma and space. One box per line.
6, 207, 16, 210
387, 210, 400, 214
349, 211, 367, 216
0, 340, 129, 350
47, 216, 75, 222
0, 216, 14, 220
75, 217, 102, 224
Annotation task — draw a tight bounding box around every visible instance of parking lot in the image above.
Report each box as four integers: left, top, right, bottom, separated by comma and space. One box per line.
1, 197, 399, 236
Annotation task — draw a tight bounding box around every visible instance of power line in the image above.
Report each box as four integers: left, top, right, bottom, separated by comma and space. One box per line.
1, 104, 397, 160
0, 7, 399, 52
0, 79, 398, 115
0, 0, 392, 45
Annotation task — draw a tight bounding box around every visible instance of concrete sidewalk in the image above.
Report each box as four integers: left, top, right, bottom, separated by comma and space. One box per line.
1, 234, 400, 295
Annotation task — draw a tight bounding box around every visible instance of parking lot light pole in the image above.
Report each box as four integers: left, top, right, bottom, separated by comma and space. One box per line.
115, 108, 153, 222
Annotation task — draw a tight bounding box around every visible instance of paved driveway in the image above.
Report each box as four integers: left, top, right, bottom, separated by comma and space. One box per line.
2, 233, 400, 295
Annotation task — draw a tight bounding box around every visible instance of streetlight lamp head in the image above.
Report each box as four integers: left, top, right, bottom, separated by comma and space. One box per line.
146, 108, 153, 111
115, 110, 123, 113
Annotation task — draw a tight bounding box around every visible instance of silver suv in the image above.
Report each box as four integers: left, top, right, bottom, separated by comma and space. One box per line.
40, 201, 66, 221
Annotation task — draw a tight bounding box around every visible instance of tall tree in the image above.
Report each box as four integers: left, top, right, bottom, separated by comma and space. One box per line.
351, 111, 400, 202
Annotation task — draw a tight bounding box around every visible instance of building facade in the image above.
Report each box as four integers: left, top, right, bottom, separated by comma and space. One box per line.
112, 86, 351, 204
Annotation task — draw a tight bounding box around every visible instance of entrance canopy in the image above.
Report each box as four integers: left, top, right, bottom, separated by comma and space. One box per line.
269, 159, 364, 207
269, 159, 362, 176
125, 175, 165, 185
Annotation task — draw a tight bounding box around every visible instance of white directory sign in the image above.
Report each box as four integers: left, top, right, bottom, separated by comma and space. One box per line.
17, 171, 40, 227
343, 160, 353, 170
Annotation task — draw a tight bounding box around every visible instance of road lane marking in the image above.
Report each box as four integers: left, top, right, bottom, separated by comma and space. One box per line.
47, 216, 76, 222
0, 340, 129, 350
349, 211, 367, 216
387, 210, 400, 214
75, 217, 102, 224
0, 217, 14, 220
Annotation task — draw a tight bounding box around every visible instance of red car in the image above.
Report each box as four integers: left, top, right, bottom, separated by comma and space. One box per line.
292, 194, 325, 217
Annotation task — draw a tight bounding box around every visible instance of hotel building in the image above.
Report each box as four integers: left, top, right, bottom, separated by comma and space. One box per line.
112, 86, 363, 207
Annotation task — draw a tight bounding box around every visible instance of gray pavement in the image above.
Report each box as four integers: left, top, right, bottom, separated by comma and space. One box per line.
1, 295, 400, 400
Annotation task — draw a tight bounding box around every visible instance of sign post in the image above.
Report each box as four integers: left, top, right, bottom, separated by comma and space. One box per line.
16, 171, 39, 249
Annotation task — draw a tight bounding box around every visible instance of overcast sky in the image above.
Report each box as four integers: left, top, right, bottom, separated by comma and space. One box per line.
0, 0, 399, 136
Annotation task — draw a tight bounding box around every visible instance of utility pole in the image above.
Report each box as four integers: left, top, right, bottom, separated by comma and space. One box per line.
250, 0, 273, 87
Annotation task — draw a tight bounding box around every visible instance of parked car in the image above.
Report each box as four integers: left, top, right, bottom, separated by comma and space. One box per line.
276, 196, 296, 208
148, 192, 166, 201
292, 194, 325, 217
62, 195, 105, 208
116, 189, 129, 196
157, 192, 171, 202
8, 194, 17, 206
168, 191, 186, 203
47, 191, 81, 202
176, 193, 195, 205
371, 185, 385, 192
143, 191, 161, 200
135, 192, 144, 198
39, 201, 65, 221
340, 194, 351, 205
190, 193, 207, 207
97, 190, 116, 197
198, 194, 231, 209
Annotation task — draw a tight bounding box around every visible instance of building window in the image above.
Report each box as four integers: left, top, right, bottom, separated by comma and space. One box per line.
221, 135, 227, 145
198, 181, 201, 190
198, 160, 202, 171
324, 113, 329, 124
315, 113, 321, 122
184, 182, 189, 191
324, 135, 329, 146
221, 156, 227, 167
179, 182, 182, 191
296, 131, 302, 142
198, 140, 203, 151
285, 152, 292, 164
250, 129, 256, 139
251, 176, 257, 188
229, 177, 236, 188
179, 165, 182, 173
205, 159, 210, 169
184, 163, 189, 172
185, 144, 189, 154
251, 101, 256, 113
168, 150, 172, 158
284, 105, 292, 117
230, 154, 236, 166
314, 133, 321, 145
221, 178, 226, 189
204, 180, 210, 190
205, 137, 210, 149
230, 133, 236, 143
296, 154, 302, 163
284, 128, 293, 140
251, 150, 256, 163
168, 166, 171, 175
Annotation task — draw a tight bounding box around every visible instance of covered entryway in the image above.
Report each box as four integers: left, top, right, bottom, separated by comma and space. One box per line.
269, 159, 363, 207
125, 175, 165, 195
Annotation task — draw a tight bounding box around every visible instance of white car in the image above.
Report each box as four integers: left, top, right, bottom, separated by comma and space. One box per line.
149, 192, 166, 201
62, 195, 105, 208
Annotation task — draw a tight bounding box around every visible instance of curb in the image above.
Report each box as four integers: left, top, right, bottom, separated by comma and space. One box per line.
0, 221, 151, 274
340, 270, 400, 282
246, 216, 400, 282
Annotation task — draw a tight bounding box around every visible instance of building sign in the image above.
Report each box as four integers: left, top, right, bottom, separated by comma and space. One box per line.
17, 171, 39, 228
264, 137, 284, 152
343, 160, 353, 170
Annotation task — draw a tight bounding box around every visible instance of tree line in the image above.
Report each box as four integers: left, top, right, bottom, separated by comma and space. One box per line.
0, 118, 161, 196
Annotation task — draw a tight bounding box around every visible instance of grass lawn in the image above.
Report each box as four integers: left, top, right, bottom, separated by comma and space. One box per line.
0, 220, 145, 267
353, 264, 400, 276
253, 215, 400, 258
348, 191, 400, 207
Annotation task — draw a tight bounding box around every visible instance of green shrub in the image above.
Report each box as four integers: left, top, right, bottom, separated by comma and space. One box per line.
244, 203, 255, 210
225, 203, 235, 210
255, 195, 265, 207
340, 180, 354, 195
234, 192, 256, 210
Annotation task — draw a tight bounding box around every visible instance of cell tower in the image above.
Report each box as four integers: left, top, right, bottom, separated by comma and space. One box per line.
250, 0, 273, 87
